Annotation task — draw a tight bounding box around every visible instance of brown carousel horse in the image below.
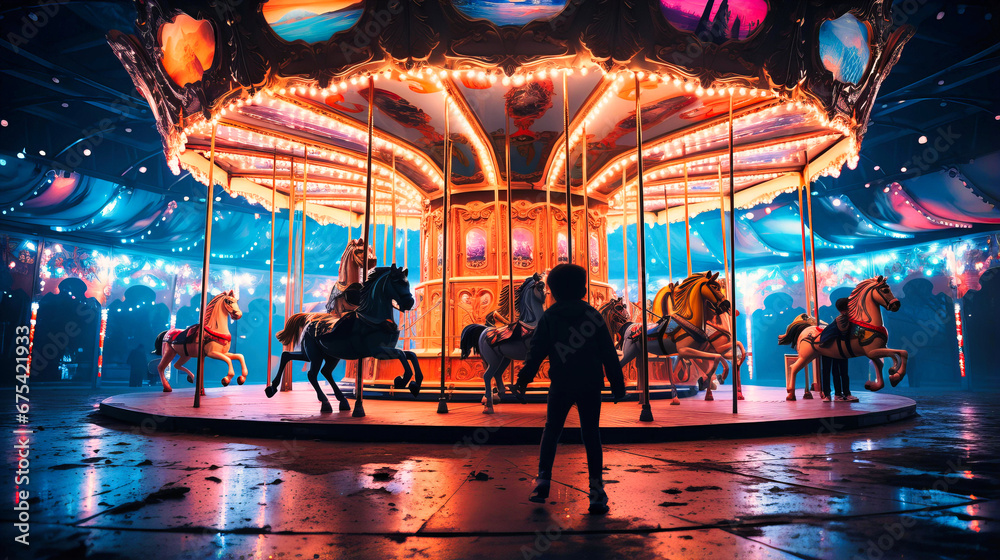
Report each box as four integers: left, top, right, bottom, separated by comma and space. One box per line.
778, 276, 907, 401
152, 290, 245, 393
618, 272, 733, 403
325, 238, 378, 318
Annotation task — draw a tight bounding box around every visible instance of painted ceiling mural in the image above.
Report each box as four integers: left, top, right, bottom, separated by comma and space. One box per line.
262, 0, 364, 43
452, 0, 571, 27
658, 0, 768, 43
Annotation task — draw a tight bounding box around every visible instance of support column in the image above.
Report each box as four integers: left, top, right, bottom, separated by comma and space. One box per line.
355, 77, 375, 418
267, 150, 276, 385
562, 70, 573, 262
728, 94, 739, 414
635, 74, 653, 423
194, 123, 216, 408
437, 100, 452, 414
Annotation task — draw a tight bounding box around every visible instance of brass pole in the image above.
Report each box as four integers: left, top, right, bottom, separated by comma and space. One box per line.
355, 77, 375, 418
267, 149, 276, 385
683, 160, 692, 276
622, 168, 629, 303
635, 74, 653, 422
805, 157, 819, 320
299, 148, 307, 313
797, 167, 811, 313
718, 162, 728, 277
663, 184, 672, 283
562, 70, 573, 262
582, 121, 591, 299
728, 94, 738, 414
391, 153, 397, 265
282, 156, 295, 392
505, 106, 515, 386
193, 123, 216, 408
438, 100, 451, 414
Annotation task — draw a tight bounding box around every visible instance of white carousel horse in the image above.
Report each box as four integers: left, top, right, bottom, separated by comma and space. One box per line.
152, 290, 245, 394
778, 276, 908, 401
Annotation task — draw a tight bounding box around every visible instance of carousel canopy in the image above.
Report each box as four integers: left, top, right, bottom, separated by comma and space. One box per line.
0, 0, 998, 271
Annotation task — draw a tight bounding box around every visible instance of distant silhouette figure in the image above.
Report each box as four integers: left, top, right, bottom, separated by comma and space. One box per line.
127, 343, 147, 387
31, 278, 100, 382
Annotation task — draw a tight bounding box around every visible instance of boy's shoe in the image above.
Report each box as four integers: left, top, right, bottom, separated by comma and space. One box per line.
844, 394, 859, 402
835, 395, 850, 402
529, 479, 550, 503
588, 483, 609, 515
509, 383, 528, 404
822, 394, 831, 402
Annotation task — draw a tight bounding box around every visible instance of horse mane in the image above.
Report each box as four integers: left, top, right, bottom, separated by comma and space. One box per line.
848, 277, 879, 321
204, 293, 225, 326
777, 313, 814, 345
356, 267, 392, 314
669, 274, 705, 320
338, 241, 358, 284
513, 276, 531, 315
497, 283, 511, 316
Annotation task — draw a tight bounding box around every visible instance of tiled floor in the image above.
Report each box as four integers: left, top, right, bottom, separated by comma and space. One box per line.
1, 385, 996, 559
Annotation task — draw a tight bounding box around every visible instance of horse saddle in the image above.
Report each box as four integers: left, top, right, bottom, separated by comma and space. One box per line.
486, 321, 534, 346
322, 311, 397, 340
168, 324, 229, 353
325, 282, 363, 313
631, 315, 708, 345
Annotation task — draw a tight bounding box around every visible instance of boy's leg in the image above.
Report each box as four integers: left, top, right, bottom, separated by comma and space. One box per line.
537, 390, 575, 481
821, 356, 833, 400
576, 389, 609, 514
575, 390, 604, 483
837, 359, 856, 400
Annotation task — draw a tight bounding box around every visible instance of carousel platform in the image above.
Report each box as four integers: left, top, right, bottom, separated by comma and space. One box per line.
98, 384, 916, 444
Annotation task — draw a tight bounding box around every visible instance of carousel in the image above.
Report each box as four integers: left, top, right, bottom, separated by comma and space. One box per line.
99, 0, 919, 438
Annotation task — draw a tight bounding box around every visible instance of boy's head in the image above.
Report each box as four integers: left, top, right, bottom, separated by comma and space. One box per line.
546, 264, 587, 302
835, 298, 849, 313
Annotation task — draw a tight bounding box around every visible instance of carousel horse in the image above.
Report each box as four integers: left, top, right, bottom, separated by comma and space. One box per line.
460, 273, 546, 414
683, 309, 747, 400
599, 296, 632, 346
152, 290, 245, 393
619, 272, 732, 402
778, 275, 907, 400
268, 265, 422, 413
325, 238, 378, 318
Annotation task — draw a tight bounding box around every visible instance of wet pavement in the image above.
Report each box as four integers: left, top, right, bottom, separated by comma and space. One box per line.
1, 386, 997, 559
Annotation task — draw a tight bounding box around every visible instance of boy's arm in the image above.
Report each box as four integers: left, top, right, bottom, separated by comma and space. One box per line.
516, 314, 551, 388
596, 318, 626, 398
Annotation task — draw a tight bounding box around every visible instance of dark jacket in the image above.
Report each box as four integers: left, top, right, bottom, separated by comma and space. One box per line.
517, 299, 626, 395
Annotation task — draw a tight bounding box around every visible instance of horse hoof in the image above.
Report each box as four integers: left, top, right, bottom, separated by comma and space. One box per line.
221, 377, 230, 387
408, 382, 421, 397
670, 398, 681, 406
264, 386, 277, 398
339, 400, 352, 412
864, 380, 884, 392
704, 393, 714, 401
393, 376, 407, 389
187, 373, 195, 383
162, 386, 172, 393
320, 402, 333, 414
237, 375, 246, 386
482, 407, 495, 415
803, 391, 813, 400
786, 393, 797, 401
889, 373, 904, 387
737, 393, 745, 401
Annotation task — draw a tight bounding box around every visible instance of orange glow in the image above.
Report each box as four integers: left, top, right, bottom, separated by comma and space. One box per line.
158, 14, 215, 87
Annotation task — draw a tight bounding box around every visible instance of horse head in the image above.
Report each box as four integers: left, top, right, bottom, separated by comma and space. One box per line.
351, 238, 378, 270
218, 290, 242, 320
599, 296, 629, 332
387, 264, 415, 312
872, 275, 901, 312
518, 273, 546, 324
699, 271, 731, 316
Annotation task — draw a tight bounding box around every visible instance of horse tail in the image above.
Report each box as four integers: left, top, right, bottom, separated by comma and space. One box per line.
277, 313, 311, 347
152, 331, 167, 356
460, 324, 487, 359
778, 321, 810, 346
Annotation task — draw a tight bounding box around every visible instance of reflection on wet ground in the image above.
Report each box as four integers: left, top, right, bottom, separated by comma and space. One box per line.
1, 387, 996, 559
